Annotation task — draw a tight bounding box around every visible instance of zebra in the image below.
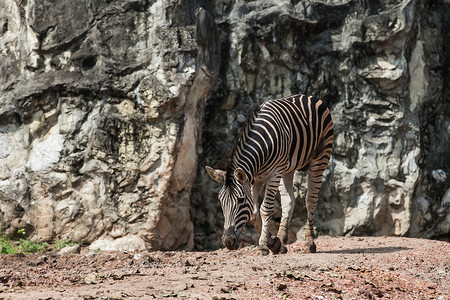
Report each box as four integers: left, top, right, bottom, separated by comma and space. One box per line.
206, 94, 334, 255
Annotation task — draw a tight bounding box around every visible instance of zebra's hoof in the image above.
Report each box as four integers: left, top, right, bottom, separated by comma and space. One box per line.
267, 237, 287, 254
303, 240, 316, 254
279, 244, 288, 254
256, 246, 270, 256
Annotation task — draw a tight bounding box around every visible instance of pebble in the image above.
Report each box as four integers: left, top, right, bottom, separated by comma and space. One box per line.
57, 245, 81, 255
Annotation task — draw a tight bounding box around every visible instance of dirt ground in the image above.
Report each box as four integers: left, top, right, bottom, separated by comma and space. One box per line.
0, 236, 448, 300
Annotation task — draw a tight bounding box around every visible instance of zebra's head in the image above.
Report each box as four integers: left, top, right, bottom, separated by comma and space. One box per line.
206, 166, 253, 250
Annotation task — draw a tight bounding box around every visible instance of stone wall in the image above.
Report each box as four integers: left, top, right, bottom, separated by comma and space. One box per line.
0, 0, 448, 251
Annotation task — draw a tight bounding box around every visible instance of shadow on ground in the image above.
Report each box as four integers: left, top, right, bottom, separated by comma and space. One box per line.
319, 246, 411, 254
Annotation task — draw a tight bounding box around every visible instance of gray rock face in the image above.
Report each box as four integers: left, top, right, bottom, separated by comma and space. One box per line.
0, 0, 219, 250
192, 0, 450, 248
0, 0, 448, 250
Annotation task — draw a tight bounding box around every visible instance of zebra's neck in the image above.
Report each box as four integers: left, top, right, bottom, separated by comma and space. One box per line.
229, 156, 255, 184
229, 132, 258, 185
227, 102, 268, 185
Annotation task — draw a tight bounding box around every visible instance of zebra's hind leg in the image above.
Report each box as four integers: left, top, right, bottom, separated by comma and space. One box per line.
304, 160, 327, 254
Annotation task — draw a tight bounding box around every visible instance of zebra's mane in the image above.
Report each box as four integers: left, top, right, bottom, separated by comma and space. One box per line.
225, 101, 262, 184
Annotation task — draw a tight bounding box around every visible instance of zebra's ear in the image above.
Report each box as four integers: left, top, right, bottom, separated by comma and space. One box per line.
206, 166, 225, 183
234, 168, 247, 183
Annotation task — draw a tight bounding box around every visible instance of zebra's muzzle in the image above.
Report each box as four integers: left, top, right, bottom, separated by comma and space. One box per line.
222, 226, 240, 250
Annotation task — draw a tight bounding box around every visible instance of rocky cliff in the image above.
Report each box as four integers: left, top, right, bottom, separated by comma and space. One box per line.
0, 0, 220, 250
0, 0, 448, 251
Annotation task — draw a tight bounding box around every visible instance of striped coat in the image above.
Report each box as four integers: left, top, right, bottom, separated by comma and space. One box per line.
207, 94, 334, 254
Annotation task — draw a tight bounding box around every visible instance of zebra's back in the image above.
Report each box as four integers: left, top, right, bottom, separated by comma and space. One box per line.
235, 94, 333, 181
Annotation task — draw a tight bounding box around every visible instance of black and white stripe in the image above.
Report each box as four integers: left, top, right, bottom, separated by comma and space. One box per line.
207, 94, 334, 254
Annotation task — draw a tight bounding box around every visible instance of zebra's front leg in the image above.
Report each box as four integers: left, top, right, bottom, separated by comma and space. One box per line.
257, 176, 286, 255
251, 182, 265, 236
277, 172, 295, 246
